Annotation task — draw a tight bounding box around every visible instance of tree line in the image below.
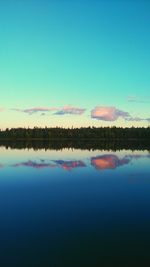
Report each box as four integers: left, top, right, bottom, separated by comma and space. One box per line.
0, 126, 150, 140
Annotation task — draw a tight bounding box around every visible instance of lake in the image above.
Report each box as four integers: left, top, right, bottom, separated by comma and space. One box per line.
0, 146, 150, 267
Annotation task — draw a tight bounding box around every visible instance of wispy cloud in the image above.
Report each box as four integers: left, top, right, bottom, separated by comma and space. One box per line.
12, 106, 86, 116
54, 106, 86, 115
127, 95, 150, 103
125, 117, 150, 122
12, 107, 57, 115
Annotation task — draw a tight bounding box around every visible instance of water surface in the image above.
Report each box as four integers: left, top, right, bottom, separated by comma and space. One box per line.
0, 147, 150, 267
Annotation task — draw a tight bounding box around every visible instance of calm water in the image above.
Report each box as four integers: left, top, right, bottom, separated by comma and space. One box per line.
0, 147, 150, 267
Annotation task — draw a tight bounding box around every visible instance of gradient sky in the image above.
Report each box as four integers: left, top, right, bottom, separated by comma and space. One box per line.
0, 0, 150, 129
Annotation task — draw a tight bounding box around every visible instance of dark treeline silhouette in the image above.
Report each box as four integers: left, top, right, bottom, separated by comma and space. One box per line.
0, 127, 150, 140
0, 127, 150, 151
0, 139, 150, 151
0, 126, 150, 140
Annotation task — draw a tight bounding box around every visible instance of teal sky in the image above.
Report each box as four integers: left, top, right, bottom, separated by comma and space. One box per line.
0, 0, 150, 129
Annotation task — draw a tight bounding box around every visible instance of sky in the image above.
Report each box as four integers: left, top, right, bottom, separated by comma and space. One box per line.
0, 0, 150, 129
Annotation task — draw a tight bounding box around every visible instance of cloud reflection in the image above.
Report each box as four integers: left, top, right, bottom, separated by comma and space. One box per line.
53, 160, 86, 171
91, 155, 130, 170
12, 159, 86, 171
13, 160, 56, 169
3, 153, 150, 172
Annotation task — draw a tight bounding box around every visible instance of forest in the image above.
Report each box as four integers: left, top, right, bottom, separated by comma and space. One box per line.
0, 126, 150, 140
0, 127, 150, 151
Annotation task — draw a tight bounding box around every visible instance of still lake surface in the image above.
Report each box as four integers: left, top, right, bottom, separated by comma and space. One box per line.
0, 147, 150, 267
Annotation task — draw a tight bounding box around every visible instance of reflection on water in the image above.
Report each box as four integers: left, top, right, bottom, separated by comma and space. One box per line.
12, 160, 86, 171
91, 154, 130, 170
53, 160, 86, 171
0, 147, 150, 267
1, 153, 150, 171
12, 160, 58, 169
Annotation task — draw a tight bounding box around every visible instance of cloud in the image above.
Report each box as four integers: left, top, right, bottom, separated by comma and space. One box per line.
12, 107, 57, 115
11, 104, 150, 122
125, 117, 150, 122
91, 106, 129, 121
91, 106, 150, 122
12, 106, 86, 116
54, 106, 86, 115
127, 96, 150, 103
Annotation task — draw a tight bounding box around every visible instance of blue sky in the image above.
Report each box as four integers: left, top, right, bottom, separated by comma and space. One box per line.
0, 0, 150, 128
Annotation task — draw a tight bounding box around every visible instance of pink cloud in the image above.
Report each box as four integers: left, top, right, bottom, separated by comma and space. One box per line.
91, 106, 129, 121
